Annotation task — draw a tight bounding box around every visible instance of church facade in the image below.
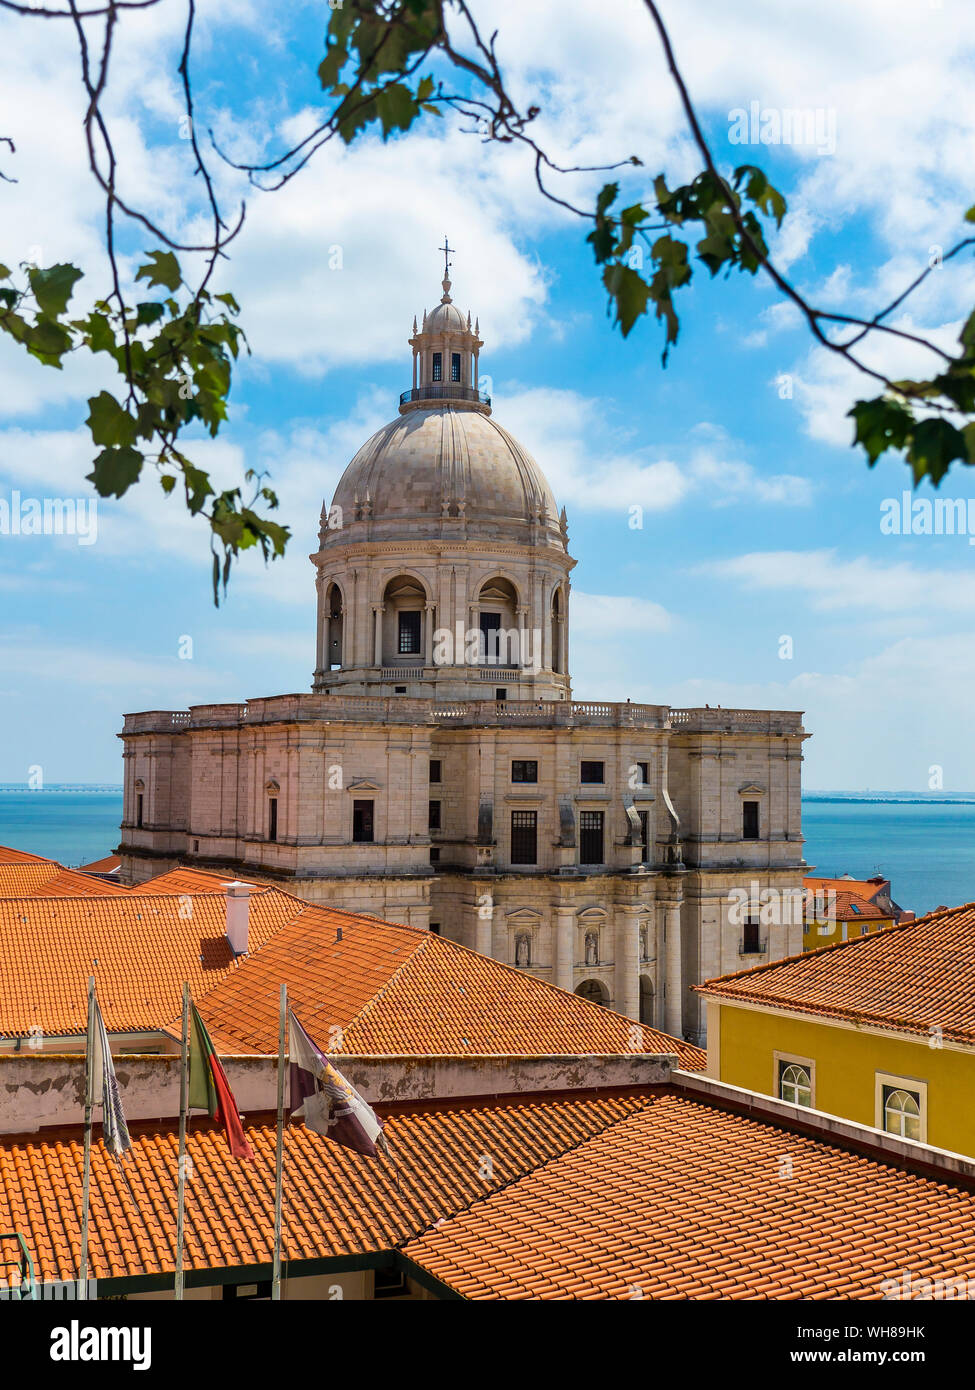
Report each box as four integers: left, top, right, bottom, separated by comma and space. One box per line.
118, 270, 807, 1043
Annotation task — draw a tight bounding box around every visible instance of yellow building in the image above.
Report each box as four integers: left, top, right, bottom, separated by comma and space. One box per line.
697, 900, 975, 1158
801, 873, 907, 951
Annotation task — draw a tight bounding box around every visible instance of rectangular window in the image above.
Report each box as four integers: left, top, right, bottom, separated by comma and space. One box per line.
636, 761, 649, 785
268, 797, 278, 843
352, 799, 374, 843
638, 809, 649, 861
579, 810, 604, 865
428, 800, 441, 831
511, 760, 538, 784
580, 760, 604, 784
136, 793, 144, 829
432, 352, 442, 382
742, 800, 760, 840
429, 922, 441, 936
742, 916, 761, 953
398, 610, 421, 655
510, 810, 538, 865
451, 352, 461, 382
429, 759, 442, 783
479, 611, 502, 663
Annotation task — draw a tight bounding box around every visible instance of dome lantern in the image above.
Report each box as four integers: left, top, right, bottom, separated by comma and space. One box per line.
401, 238, 488, 414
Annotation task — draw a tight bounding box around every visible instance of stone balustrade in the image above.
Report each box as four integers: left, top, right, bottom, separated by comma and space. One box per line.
122, 698, 803, 736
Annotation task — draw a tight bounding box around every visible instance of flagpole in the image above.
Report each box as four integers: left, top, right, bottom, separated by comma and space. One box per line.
174, 982, 190, 1301
79, 974, 95, 1297
271, 983, 287, 1301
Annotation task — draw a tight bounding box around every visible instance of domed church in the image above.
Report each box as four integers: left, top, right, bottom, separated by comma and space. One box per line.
119, 263, 807, 1044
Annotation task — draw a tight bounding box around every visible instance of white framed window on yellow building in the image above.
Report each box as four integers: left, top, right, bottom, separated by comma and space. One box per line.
875, 1072, 927, 1143
774, 1051, 815, 1108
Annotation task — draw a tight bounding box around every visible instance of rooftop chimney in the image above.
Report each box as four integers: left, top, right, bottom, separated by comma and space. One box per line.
225, 881, 252, 956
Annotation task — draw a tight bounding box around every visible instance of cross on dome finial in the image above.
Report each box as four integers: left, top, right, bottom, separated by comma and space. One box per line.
438, 234, 455, 302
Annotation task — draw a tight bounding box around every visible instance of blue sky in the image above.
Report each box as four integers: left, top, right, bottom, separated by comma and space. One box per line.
2, 0, 975, 788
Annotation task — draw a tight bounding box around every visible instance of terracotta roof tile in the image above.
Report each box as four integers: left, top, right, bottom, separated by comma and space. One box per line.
699, 900, 975, 1044
0, 1091, 649, 1284
191, 907, 705, 1066
404, 1090, 975, 1299
0, 867, 131, 898
77, 856, 121, 875
0, 890, 302, 1037
4, 1088, 975, 1298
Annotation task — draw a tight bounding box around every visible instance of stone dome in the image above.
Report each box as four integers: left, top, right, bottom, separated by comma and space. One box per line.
327, 406, 565, 547
424, 300, 468, 332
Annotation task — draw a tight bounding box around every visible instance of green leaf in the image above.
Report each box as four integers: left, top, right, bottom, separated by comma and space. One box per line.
26, 318, 72, 364
160, 474, 177, 495
907, 418, 970, 485
87, 445, 144, 498
28, 263, 83, 319
135, 301, 166, 327
374, 82, 418, 138
848, 398, 913, 464
603, 263, 651, 337
86, 391, 138, 447
136, 250, 182, 293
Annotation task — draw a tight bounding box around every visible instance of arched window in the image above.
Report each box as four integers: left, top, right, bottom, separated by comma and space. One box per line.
477, 577, 518, 666
551, 588, 562, 673
575, 979, 609, 1007
883, 1087, 921, 1140
382, 575, 429, 666
779, 1062, 812, 1107
326, 582, 343, 670
639, 975, 654, 1026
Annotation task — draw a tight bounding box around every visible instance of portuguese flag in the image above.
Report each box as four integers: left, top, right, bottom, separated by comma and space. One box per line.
188, 1001, 255, 1161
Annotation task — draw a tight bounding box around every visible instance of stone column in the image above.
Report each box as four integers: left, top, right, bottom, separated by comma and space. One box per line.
491, 894, 507, 963
320, 613, 330, 674
664, 901, 683, 1038
515, 604, 528, 672
315, 572, 325, 672
373, 604, 384, 667
555, 907, 575, 993
424, 602, 435, 667
475, 901, 492, 958
615, 907, 641, 1020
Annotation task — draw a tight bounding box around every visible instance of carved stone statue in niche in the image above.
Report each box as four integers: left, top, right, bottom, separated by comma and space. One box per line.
584, 931, 599, 966
515, 933, 531, 968
639, 924, 649, 961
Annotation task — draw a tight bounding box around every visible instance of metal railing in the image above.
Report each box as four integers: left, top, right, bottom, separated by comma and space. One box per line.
400, 384, 491, 407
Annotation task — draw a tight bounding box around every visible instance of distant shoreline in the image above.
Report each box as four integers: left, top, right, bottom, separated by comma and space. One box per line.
2, 786, 973, 806
0, 786, 123, 793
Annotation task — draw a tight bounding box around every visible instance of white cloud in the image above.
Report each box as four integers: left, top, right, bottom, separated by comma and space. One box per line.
572, 591, 671, 636
705, 548, 975, 614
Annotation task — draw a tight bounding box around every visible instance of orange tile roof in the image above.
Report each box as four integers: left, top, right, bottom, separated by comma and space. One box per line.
6, 867, 130, 898
0, 1091, 650, 1285
189, 906, 706, 1067
0, 878, 702, 1064
404, 1089, 975, 1299
805, 887, 888, 922
0, 862, 63, 896
130, 867, 266, 895
0, 889, 304, 1038
699, 900, 975, 1045
77, 855, 121, 875
4, 1087, 975, 1298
